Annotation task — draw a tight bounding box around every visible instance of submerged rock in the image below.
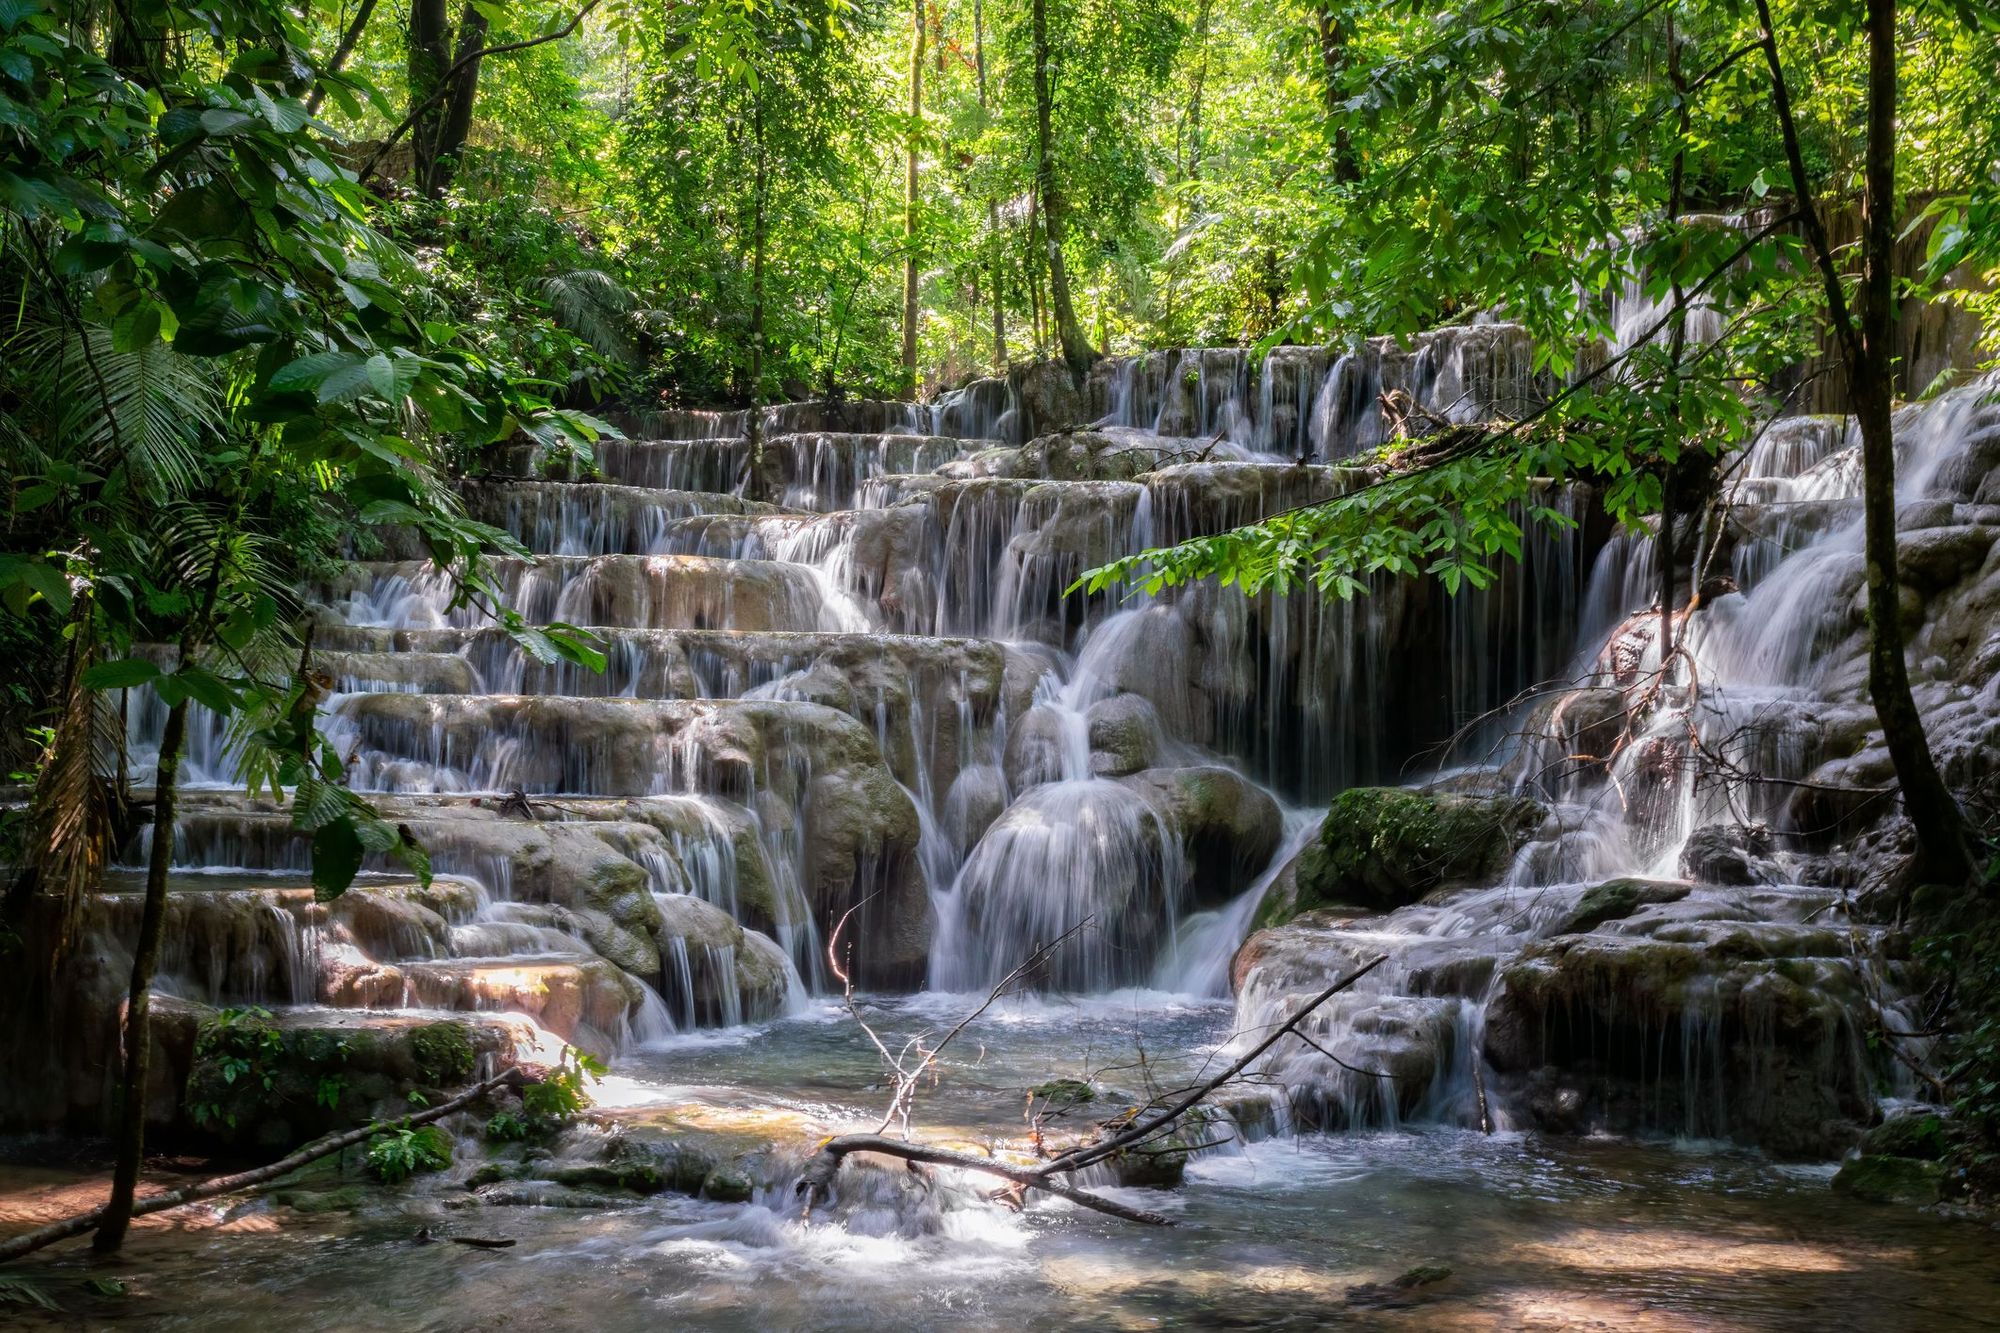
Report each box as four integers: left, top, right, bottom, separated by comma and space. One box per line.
1832, 1154, 1946, 1205
1261, 787, 1544, 926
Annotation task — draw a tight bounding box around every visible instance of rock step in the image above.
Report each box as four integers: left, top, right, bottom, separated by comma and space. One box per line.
589, 433, 981, 511
315, 627, 1039, 727
321, 553, 867, 634
322, 954, 664, 1054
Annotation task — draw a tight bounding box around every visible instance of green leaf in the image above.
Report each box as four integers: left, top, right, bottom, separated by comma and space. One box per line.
311, 818, 367, 901
81, 658, 162, 690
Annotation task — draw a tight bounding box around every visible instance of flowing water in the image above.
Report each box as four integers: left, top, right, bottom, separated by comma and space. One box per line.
22, 337, 2000, 1326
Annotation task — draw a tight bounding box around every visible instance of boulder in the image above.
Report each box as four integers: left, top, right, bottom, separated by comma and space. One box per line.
1679, 824, 1774, 886
1483, 920, 1880, 1156
1268, 788, 1545, 924
1004, 702, 1078, 789
943, 763, 1009, 855
1831, 1154, 1945, 1205
1858, 1110, 1948, 1162
1545, 877, 1690, 936
1121, 766, 1284, 906
653, 892, 797, 1026
184, 1011, 527, 1152
1087, 693, 1163, 778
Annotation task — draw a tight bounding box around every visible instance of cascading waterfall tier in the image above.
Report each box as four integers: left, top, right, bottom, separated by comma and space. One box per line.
81, 325, 1973, 1164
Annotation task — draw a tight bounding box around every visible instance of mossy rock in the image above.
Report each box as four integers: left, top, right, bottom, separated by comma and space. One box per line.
1832, 1154, 1945, 1205
1108, 1141, 1188, 1189
1859, 1112, 1948, 1162
271, 1184, 373, 1214
1262, 788, 1544, 927
1549, 878, 1690, 936
184, 1015, 499, 1152
1031, 1078, 1095, 1105
409, 1022, 476, 1084
701, 1168, 755, 1203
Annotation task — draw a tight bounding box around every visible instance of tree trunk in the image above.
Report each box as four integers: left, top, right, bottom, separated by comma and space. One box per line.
976, 0, 1005, 371
1755, 0, 1972, 886
1658, 17, 1690, 668
6, 1068, 527, 1264
306, 0, 379, 114
747, 92, 770, 502
423, 5, 489, 196
1030, 0, 1095, 376
1316, 3, 1358, 184
91, 695, 187, 1253
406, 0, 451, 190
901, 0, 927, 399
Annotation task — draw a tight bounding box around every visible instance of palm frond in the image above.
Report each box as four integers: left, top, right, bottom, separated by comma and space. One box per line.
21, 612, 116, 972
2, 318, 228, 501
539, 268, 640, 364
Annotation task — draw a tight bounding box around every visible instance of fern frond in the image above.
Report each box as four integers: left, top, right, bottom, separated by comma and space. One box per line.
539, 269, 639, 364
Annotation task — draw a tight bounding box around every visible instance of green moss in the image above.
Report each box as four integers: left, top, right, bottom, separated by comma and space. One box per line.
410, 1022, 476, 1084
1552, 878, 1688, 935
273, 1184, 372, 1214
1265, 788, 1544, 926
1831, 1154, 1945, 1205
1860, 1112, 1948, 1162
701, 1168, 754, 1203
1031, 1078, 1095, 1105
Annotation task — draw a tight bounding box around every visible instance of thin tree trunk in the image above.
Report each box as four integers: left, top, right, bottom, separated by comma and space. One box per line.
1030, 0, 1094, 376
976, 0, 1005, 371
425, 5, 489, 196
1658, 17, 1690, 667
406, 0, 451, 190
1755, 0, 1972, 886
1316, 3, 1358, 184
91, 695, 187, 1253
1026, 180, 1047, 354
747, 91, 770, 501
306, 0, 380, 114
901, 0, 926, 399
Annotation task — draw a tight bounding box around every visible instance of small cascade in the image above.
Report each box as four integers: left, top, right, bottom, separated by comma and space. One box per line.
1222, 370, 2000, 1152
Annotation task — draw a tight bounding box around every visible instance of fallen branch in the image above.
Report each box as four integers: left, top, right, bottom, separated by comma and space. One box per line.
1040, 954, 1387, 1176
0, 1067, 527, 1265
796, 1134, 1177, 1227
796, 955, 1388, 1226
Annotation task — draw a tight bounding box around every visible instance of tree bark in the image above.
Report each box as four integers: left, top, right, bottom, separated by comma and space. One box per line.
976, 0, 1005, 371
91, 694, 186, 1253
1755, 0, 1972, 886
424, 5, 489, 196
747, 91, 770, 501
1316, 3, 1358, 184
1030, 0, 1095, 376
406, 0, 451, 191
306, 0, 380, 114
901, 0, 927, 399
1658, 16, 1690, 667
